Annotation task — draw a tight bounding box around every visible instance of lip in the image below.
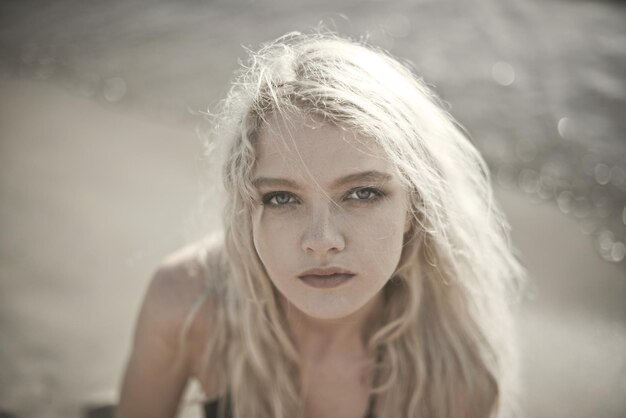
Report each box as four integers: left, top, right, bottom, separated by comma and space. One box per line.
298, 267, 356, 289
298, 267, 356, 277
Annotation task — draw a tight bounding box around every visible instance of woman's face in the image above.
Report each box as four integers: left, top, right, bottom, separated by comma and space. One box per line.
251, 114, 411, 320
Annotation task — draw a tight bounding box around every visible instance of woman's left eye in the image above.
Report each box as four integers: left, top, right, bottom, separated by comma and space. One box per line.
345, 187, 384, 202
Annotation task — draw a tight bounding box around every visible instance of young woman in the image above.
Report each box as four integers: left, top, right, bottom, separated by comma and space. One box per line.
116, 32, 525, 418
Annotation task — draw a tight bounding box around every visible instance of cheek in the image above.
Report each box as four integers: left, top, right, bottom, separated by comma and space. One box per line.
252, 209, 299, 273
360, 199, 408, 237
348, 205, 408, 262
357, 220, 405, 258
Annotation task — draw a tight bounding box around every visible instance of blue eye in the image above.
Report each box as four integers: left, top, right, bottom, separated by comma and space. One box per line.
346, 187, 384, 202
262, 192, 298, 206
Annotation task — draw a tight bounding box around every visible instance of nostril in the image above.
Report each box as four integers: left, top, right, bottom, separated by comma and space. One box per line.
301, 205, 346, 254
301, 224, 345, 254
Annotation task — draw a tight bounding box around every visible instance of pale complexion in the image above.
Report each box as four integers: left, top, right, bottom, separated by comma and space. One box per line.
252, 114, 411, 417
116, 115, 413, 418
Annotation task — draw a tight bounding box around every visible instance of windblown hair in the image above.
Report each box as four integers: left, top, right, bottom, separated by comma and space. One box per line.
191, 31, 525, 418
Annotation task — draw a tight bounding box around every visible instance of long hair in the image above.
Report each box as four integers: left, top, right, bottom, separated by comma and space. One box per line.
191, 31, 525, 418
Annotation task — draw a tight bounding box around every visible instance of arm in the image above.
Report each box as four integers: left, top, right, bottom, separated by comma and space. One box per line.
116, 254, 209, 418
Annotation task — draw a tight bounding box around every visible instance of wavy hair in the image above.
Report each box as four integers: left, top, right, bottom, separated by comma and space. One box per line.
190, 31, 525, 418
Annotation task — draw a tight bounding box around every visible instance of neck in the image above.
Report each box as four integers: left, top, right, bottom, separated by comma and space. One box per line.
281, 292, 384, 363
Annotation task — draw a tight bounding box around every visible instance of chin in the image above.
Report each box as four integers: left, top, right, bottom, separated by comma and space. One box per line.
290, 293, 368, 321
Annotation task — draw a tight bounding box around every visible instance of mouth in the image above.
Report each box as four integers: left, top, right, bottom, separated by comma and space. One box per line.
298, 267, 355, 289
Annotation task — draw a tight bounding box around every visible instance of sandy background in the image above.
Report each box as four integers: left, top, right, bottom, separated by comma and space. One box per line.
1, 0, 625, 417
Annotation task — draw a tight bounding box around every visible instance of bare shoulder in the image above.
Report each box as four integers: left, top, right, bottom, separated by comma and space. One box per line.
153, 232, 226, 308
144, 232, 227, 351
116, 233, 227, 417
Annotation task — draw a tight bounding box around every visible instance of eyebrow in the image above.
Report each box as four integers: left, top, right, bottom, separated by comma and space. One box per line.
252, 170, 393, 190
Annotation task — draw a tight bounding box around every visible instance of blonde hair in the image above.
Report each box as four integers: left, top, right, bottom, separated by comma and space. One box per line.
193, 31, 525, 418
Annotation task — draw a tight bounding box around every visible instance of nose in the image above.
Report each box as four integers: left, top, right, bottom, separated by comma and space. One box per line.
301, 203, 346, 256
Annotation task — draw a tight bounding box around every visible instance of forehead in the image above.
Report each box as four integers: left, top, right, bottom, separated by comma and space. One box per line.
254, 113, 394, 185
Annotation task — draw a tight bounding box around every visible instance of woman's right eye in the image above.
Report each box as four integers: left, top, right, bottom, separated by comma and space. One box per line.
261, 192, 298, 207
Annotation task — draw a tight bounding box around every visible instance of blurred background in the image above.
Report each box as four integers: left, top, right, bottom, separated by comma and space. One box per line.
0, 0, 625, 417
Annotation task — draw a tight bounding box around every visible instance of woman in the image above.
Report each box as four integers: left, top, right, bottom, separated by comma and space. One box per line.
116, 32, 525, 418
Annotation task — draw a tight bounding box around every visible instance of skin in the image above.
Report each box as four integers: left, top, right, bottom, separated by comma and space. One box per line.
252, 113, 411, 324
116, 115, 412, 418
251, 114, 412, 417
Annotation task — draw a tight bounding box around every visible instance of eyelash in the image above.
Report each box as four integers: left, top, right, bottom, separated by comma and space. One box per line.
261, 187, 385, 207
